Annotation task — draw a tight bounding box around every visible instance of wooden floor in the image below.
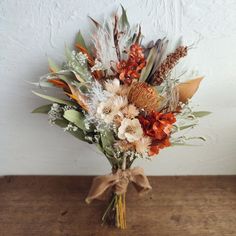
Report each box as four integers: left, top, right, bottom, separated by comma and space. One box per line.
0, 176, 236, 236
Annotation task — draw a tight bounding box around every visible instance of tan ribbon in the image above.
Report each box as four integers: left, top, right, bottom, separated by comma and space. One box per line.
85, 167, 152, 204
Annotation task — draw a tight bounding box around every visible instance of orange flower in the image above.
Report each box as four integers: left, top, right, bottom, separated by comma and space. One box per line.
138, 111, 176, 156
116, 44, 146, 85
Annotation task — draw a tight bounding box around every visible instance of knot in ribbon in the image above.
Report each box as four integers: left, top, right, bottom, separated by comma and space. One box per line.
85, 167, 152, 204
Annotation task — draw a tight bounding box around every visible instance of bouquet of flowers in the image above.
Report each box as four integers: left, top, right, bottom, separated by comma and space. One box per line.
32, 6, 209, 229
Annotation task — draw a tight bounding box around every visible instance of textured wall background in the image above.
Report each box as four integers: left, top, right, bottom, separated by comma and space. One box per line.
1, 0, 236, 175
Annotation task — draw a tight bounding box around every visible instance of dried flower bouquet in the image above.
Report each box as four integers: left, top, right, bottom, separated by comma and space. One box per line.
32, 6, 209, 229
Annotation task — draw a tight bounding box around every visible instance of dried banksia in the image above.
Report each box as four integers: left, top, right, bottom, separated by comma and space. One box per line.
152, 46, 188, 85
128, 82, 162, 112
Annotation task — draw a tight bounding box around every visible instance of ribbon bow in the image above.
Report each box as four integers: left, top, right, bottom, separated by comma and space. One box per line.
86, 167, 152, 204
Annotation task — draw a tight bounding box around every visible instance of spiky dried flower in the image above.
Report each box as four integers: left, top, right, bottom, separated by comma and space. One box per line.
114, 140, 135, 152
128, 82, 162, 112
122, 104, 139, 119
134, 137, 152, 155
152, 46, 188, 86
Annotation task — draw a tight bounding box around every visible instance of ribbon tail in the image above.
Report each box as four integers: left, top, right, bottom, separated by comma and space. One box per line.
85, 174, 117, 204
130, 167, 152, 194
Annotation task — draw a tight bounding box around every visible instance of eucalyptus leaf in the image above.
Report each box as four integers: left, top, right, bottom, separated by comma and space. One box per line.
100, 129, 115, 156
54, 118, 69, 128
63, 109, 86, 130
193, 111, 212, 118
32, 104, 52, 114
69, 128, 86, 141
32, 91, 75, 106
54, 119, 86, 141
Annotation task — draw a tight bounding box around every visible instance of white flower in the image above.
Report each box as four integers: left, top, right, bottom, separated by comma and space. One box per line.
96, 99, 116, 123
105, 78, 121, 95
122, 104, 139, 119
134, 137, 151, 155
104, 78, 131, 97
113, 95, 128, 109
96, 96, 125, 124
118, 118, 143, 142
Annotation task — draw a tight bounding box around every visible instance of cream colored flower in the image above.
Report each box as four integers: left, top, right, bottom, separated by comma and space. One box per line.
96, 99, 117, 123
122, 104, 139, 119
96, 96, 127, 124
104, 78, 130, 97
105, 78, 121, 94
118, 118, 143, 142
113, 95, 128, 110
134, 137, 152, 155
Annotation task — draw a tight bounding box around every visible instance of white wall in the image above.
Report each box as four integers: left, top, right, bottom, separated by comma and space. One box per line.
1, 0, 236, 175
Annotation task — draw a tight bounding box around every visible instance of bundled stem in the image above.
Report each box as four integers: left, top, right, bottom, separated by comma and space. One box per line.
101, 157, 128, 229
101, 193, 127, 229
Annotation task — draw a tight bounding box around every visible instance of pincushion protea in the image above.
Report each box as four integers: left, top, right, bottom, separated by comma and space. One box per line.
128, 82, 162, 112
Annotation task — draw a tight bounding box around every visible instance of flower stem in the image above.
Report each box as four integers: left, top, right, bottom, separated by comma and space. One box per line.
101, 194, 116, 225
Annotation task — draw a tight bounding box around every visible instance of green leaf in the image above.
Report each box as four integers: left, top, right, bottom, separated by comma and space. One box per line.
139, 46, 157, 82
48, 58, 61, 72
54, 118, 68, 128
48, 58, 76, 85
31, 80, 55, 88
120, 5, 130, 28
65, 45, 91, 82
63, 109, 86, 130
96, 142, 104, 153
32, 91, 75, 106
179, 124, 196, 131
65, 45, 73, 61
32, 104, 52, 114
75, 31, 87, 49
193, 111, 212, 118
171, 143, 198, 147
54, 119, 86, 141
75, 31, 93, 56
100, 129, 115, 156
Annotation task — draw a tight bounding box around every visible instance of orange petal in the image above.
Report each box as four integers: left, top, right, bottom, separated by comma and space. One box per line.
48, 79, 69, 89
67, 84, 88, 111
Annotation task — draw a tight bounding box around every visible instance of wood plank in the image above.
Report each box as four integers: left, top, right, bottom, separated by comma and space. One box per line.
0, 176, 236, 236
